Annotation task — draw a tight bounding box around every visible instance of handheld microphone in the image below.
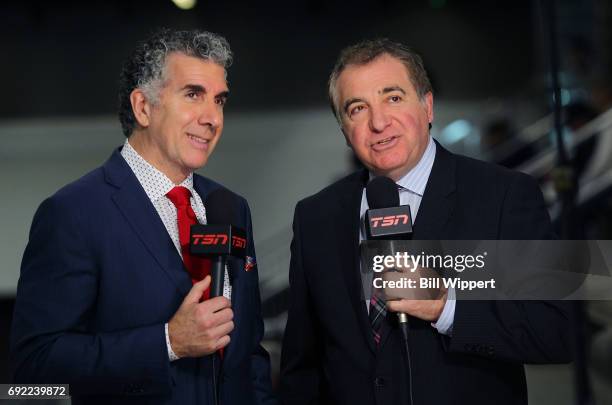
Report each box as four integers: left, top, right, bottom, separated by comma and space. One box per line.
189, 188, 245, 405
364, 176, 413, 327
365, 177, 413, 239
365, 176, 415, 405
190, 188, 246, 298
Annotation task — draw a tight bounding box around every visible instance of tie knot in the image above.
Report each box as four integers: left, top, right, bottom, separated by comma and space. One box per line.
166, 186, 192, 208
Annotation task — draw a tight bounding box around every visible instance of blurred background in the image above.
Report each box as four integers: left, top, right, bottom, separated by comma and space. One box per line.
1, 0, 611, 403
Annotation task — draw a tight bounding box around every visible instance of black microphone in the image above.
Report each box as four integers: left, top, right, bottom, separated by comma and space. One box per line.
365, 176, 413, 239
365, 176, 414, 405
365, 177, 413, 326
190, 189, 246, 405
189, 188, 246, 298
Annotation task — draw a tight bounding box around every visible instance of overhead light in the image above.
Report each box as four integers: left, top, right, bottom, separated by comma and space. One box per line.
172, 0, 197, 10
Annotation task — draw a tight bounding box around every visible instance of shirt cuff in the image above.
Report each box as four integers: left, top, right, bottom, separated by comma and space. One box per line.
431, 287, 456, 336
165, 322, 180, 362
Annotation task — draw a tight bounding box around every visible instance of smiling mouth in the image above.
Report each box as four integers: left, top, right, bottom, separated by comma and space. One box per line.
188, 134, 210, 145
372, 136, 397, 146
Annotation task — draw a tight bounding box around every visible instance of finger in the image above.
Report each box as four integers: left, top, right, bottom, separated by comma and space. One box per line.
215, 335, 231, 350
217, 320, 235, 336
386, 300, 399, 312
185, 276, 211, 304
208, 320, 235, 340
208, 307, 234, 326
202, 296, 232, 313
386, 299, 411, 313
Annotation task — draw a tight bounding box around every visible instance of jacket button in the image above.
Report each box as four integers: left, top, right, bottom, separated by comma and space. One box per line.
375, 377, 385, 388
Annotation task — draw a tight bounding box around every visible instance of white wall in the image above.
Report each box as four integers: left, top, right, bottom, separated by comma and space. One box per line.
0, 109, 351, 296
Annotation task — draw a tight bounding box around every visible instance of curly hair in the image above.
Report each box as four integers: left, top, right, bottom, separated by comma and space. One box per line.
118, 28, 233, 137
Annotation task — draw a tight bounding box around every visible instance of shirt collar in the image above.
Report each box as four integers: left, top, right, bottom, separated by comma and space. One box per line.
120, 139, 195, 203
368, 135, 436, 196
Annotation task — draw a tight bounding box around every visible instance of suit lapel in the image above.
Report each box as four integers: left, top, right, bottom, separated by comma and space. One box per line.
336, 170, 377, 353
378, 140, 457, 350
103, 149, 191, 296
412, 141, 456, 240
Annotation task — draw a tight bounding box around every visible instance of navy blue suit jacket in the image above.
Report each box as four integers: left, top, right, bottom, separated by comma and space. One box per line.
10, 148, 276, 405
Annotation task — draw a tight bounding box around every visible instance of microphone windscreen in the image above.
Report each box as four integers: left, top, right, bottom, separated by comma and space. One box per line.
205, 188, 239, 225
366, 176, 399, 209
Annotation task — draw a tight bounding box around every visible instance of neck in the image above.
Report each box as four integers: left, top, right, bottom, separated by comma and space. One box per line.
128, 131, 190, 184
372, 165, 412, 182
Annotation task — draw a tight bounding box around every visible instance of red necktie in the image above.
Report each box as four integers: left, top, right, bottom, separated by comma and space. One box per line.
166, 186, 211, 301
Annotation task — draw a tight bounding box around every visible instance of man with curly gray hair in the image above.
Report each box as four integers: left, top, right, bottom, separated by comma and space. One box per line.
11, 28, 276, 405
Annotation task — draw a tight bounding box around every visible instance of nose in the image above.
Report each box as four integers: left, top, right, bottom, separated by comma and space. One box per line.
369, 105, 391, 133
197, 100, 223, 130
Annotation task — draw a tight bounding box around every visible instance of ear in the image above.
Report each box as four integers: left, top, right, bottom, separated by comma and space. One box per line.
423, 91, 434, 125
130, 89, 152, 128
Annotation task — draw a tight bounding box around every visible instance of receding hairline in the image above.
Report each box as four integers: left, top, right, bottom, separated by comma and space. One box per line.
164, 51, 228, 78
331, 53, 425, 120
336, 52, 415, 83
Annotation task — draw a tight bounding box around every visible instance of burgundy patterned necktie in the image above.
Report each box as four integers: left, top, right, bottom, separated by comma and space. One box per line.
369, 291, 386, 346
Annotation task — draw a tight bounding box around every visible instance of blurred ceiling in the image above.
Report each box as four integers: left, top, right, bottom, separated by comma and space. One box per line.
0, 0, 603, 118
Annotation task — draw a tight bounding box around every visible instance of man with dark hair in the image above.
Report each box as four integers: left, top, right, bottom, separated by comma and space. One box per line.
11, 28, 275, 405
280, 39, 571, 405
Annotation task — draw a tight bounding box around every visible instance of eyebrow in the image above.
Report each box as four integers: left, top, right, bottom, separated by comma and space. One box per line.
343, 97, 363, 115
342, 86, 407, 115
380, 86, 406, 95
181, 84, 206, 93
216, 90, 230, 100
181, 84, 230, 99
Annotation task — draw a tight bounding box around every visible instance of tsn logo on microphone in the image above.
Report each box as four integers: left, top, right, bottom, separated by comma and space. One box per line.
192, 233, 246, 248
190, 224, 248, 258
369, 214, 410, 228
365, 206, 413, 239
